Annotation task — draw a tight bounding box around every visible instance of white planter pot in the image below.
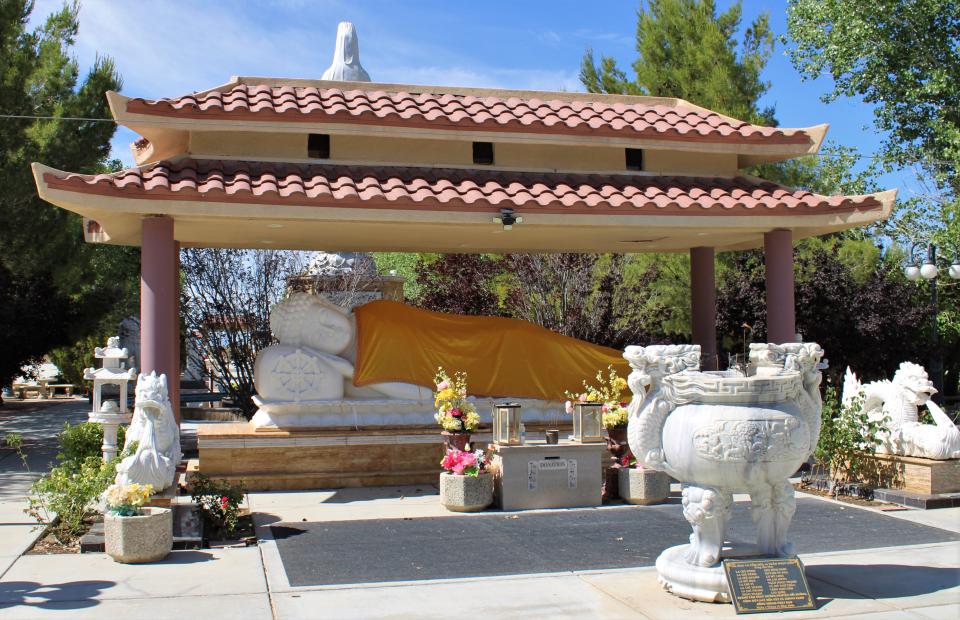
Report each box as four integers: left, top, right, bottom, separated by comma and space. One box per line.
105, 507, 172, 563
619, 467, 670, 505
440, 472, 493, 512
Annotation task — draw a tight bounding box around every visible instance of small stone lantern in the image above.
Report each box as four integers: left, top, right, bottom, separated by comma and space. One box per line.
83, 336, 137, 461
492, 403, 522, 445
572, 402, 604, 443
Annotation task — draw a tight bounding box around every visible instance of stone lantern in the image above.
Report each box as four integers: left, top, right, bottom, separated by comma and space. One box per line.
83, 336, 137, 460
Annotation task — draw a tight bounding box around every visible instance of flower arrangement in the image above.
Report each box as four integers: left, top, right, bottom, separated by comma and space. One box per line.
440, 448, 489, 476
189, 473, 246, 539
104, 483, 154, 517
434, 367, 480, 433
565, 365, 631, 430
620, 454, 641, 468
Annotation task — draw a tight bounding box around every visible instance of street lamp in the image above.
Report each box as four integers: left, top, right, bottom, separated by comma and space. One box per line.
904, 242, 960, 403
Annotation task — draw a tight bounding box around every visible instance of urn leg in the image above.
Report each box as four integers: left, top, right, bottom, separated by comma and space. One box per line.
750, 481, 796, 556
681, 485, 732, 567
772, 480, 796, 556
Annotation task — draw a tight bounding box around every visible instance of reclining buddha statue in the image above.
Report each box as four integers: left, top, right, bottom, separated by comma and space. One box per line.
252, 293, 629, 430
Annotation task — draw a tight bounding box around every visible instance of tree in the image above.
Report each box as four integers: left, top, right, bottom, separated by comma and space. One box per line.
413, 254, 503, 317
581, 0, 776, 124
786, 0, 960, 196
181, 249, 302, 418
717, 240, 930, 384
0, 1, 135, 395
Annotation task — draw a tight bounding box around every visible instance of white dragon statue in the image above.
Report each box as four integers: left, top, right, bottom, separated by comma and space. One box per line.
115, 372, 182, 490
843, 362, 960, 460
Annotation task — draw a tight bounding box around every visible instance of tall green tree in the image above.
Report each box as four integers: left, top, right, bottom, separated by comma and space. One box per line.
581, 0, 775, 124
0, 1, 136, 395
786, 0, 960, 199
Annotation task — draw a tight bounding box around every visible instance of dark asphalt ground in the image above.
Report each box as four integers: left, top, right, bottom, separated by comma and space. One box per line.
272, 497, 960, 587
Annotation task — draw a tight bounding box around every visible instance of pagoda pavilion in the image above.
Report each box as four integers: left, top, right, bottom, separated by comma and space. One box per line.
33, 26, 894, 427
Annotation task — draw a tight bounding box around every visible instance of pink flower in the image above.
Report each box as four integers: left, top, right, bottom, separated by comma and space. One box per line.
437, 380, 450, 390
449, 408, 463, 418
601, 404, 609, 413
441, 449, 477, 474
578, 393, 588, 402
564, 400, 573, 414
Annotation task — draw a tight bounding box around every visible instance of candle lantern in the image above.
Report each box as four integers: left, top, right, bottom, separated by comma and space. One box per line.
493, 403, 523, 445
572, 402, 604, 443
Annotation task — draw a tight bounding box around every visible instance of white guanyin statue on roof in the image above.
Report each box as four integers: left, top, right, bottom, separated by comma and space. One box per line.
843, 362, 960, 460
321, 22, 371, 82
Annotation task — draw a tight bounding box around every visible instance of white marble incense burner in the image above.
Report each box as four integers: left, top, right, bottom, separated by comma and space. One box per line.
624, 342, 824, 603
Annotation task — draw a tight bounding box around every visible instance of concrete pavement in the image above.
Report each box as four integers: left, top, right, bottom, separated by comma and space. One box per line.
0, 399, 88, 579
0, 400, 958, 619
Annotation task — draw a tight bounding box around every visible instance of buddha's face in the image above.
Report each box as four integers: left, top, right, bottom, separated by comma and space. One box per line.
301, 302, 351, 354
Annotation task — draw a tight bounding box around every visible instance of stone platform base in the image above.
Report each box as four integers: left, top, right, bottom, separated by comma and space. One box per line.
868, 453, 960, 495
872, 487, 960, 510
656, 542, 773, 603
197, 422, 571, 491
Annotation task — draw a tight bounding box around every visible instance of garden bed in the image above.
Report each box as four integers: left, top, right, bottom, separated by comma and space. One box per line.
793, 481, 890, 508
26, 515, 98, 555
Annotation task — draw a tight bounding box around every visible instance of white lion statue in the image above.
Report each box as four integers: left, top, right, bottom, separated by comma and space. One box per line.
115, 372, 182, 490
843, 362, 960, 460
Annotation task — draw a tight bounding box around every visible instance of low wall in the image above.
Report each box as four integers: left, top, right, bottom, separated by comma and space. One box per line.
198, 421, 575, 491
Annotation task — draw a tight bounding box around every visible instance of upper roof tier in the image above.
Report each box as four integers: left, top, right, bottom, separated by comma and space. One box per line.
108, 77, 826, 167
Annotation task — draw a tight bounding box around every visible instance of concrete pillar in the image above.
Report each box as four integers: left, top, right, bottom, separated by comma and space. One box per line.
764, 229, 797, 344
140, 216, 179, 419
172, 241, 181, 420
690, 246, 718, 370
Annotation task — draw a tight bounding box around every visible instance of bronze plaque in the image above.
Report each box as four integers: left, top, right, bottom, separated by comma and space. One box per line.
723, 557, 816, 614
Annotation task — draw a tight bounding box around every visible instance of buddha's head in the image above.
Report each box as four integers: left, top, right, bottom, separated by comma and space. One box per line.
270, 292, 352, 354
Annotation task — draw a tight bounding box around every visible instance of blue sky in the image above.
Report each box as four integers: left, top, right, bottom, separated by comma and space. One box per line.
30, 0, 914, 197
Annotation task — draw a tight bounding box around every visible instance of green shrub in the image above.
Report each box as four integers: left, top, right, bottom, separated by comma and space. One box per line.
189, 473, 246, 539
814, 386, 889, 494
58, 422, 127, 467
28, 456, 118, 543
27, 432, 135, 544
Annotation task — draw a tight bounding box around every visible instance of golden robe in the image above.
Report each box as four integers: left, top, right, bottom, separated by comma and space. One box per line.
353, 300, 629, 400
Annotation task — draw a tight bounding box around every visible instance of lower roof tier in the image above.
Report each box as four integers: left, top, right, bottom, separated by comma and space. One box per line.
33, 159, 894, 253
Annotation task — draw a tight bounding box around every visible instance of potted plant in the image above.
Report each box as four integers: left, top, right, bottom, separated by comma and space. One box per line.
439, 448, 494, 512
103, 482, 172, 563
618, 458, 671, 505
434, 368, 480, 451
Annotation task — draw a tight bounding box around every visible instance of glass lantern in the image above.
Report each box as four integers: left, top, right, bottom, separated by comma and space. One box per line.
493, 403, 523, 445
572, 402, 604, 443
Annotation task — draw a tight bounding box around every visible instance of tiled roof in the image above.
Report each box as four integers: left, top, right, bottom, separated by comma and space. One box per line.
123, 84, 813, 145
43, 159, 883, 215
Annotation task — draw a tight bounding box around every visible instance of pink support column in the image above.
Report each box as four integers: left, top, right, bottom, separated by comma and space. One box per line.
140, 216, 179, 419
171, 241, 181, 421
764, 229, 797, 344
690, 246, 718, 370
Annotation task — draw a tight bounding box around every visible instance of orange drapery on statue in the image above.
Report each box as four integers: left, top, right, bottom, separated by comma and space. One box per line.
353, 300, 630, 400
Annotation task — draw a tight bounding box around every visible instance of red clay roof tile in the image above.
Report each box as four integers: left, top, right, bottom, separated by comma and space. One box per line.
124, 84, 812, 145
44, 159, 883, 215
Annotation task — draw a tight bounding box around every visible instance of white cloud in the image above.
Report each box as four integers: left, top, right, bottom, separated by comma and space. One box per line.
27, 1, 586, 164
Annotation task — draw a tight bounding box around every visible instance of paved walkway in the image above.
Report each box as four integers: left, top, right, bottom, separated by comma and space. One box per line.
0, 399, 88, 579
0, 400, 957, 619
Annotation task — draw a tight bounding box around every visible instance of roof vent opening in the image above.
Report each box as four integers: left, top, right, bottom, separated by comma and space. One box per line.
473, 142, 494, 165
308, 134, 331, 159
625, 148, 643, 171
